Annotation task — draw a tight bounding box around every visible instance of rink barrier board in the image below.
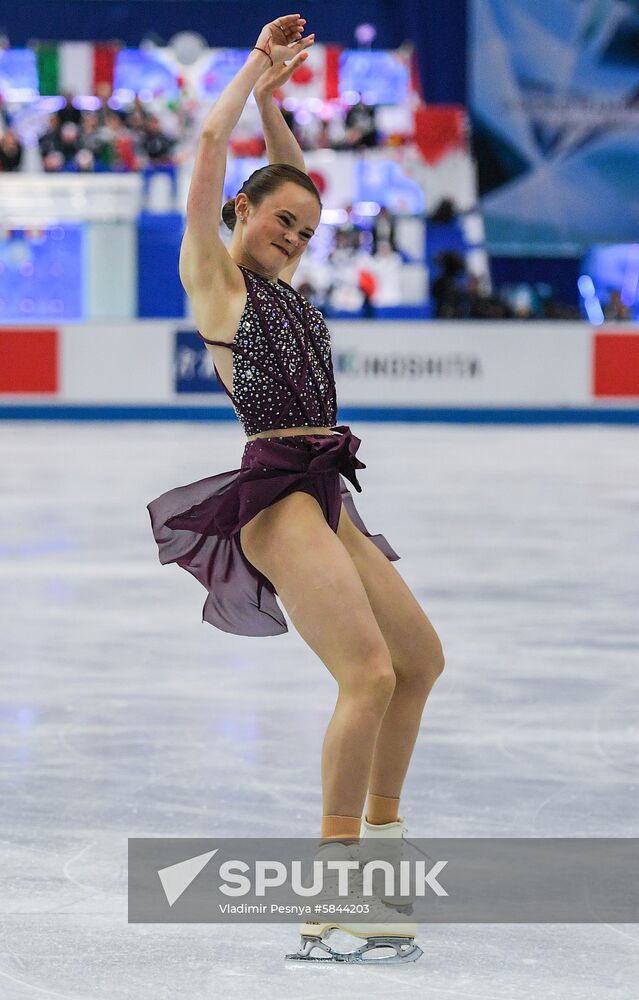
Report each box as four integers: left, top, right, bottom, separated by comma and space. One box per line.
1, 323, 639, 415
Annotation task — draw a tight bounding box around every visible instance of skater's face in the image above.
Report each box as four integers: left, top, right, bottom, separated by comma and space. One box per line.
235, 182, 320, 275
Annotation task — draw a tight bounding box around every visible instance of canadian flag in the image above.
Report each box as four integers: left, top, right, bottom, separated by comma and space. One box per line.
277, 44, 340, 103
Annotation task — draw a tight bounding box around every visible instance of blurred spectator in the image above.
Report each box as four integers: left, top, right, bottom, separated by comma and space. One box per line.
508, 283, 535, 319
0, 129, 23, 172
142, 115, 175, 164
297, 280, 323, 308
129, 95, 151, 127
0, 95, 9, 129
57, 92, 82, 127
431, 251, 467, 318
429, 198, 458, 223
38, 112, 62, 159
329, 229, 358, 269
466, 274, 511, 319
126, 108, 147, 135
102, 112, 137, 170
336, 204, 362, 251
78, 111, 109, 167
372, 206, 397, 254
603, 288, 631, 321
344, 98, 378, 148
368, 240, 403, 306
542, 298, 581, 320
43, 150, 64, 172
58, 121, 81, 165
95, 82, 114, 126
75, 148, 95, 172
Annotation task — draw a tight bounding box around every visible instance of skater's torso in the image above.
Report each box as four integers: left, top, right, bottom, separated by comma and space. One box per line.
195, 265, 337, 440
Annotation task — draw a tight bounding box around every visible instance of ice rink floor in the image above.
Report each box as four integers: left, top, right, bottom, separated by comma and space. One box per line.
1, 419, 638, 999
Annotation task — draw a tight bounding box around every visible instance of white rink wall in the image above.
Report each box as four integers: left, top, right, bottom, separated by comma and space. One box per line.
1, 321, 638, 416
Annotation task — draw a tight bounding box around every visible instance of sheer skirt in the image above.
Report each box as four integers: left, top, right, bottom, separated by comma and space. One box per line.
147, 425, 400, 636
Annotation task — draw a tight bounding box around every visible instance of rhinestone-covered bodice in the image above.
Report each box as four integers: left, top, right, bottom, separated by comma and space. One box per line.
197, 265, 338, 437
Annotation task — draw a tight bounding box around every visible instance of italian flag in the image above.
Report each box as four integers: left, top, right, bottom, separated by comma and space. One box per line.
34, 42, 119, 95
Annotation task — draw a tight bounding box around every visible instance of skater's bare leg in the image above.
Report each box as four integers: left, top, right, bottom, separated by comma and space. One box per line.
240, 491, 396, 824
337, 503, 445, 807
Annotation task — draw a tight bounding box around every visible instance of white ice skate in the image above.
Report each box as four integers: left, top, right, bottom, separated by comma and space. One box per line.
285, 841, 423, 964
360, 814, 413, 913
360, 814, 436, 915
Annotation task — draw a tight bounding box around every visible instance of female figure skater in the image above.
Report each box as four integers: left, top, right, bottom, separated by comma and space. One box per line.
147, 14, 445, 964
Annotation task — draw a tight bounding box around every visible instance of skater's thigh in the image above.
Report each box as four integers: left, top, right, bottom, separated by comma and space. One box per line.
239, 491, 391, 682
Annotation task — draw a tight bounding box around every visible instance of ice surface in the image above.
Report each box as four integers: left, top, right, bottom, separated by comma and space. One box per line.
1, 421, 637, 998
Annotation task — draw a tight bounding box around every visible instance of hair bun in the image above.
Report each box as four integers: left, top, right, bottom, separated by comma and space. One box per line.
221, 198, 237, 231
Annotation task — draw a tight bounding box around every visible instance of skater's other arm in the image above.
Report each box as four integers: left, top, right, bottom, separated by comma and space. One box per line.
253, 54, 310, 174
180, 14, 313, 295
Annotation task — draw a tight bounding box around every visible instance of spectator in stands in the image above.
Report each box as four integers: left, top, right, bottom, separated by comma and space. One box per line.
95, 82, 114, 126
101, 111, 138, 170
0, 95, 10, 130
466, 274, 511, 319
75, 148, 95, 172
126, 108, 147, 135
38, 112, 62, 160
57, 92, 82, 127
0, 129, 23, 172
372, 205, 397, 254
542, 297, 581, 320
42, 150, 64, 172
429, 197, 458, 223
329, 229, 358, 268
603, 288, 631, 321
431, 250, 467, 318
368, 240, 403, 307
336, 205, 362, 251
78, 111, 109, 167
58, 121, 81, 165
142, 115, 175, 165
344, 97, 378, 148
129, 95, 151, 127
297, 279, 322, 308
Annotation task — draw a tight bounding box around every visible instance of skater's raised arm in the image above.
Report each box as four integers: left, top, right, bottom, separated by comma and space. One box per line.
253, 53, 311, 173
180, 14, 313, 294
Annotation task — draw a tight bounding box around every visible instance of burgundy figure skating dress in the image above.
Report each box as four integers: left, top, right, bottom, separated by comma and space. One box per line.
147, 264, 399, 636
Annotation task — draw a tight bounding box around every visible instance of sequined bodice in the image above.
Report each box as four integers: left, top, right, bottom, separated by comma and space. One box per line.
197, 265, 338, 437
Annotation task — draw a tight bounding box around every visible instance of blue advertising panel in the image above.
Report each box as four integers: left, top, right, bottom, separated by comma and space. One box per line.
0, 225, 84, 320
174, 330, 228, 398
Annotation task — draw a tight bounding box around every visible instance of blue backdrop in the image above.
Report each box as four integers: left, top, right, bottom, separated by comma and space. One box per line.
470, 0, 639, 253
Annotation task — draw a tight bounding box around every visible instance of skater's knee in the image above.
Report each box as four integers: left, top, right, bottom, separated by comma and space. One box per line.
415, 640, 445, 690
338, 647, 396, 707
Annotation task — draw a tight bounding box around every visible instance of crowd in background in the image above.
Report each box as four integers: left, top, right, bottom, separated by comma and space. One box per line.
0, 87, 389, 175
430, 251, 581, 320
294, 205, 408, 314
0, 89, 631, 321
0, 88, 182, 173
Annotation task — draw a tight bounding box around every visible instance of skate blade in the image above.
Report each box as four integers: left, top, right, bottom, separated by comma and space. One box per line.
285, 934, 423, 964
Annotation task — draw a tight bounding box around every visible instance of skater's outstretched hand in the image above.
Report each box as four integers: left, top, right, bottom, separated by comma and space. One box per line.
254, 47, 312, 101
254, 14, 314, 66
